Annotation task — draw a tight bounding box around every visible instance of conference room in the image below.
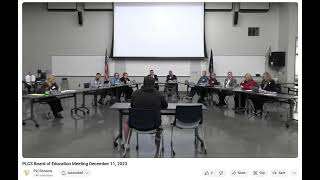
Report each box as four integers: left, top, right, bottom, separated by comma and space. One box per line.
21, 2, 299, 158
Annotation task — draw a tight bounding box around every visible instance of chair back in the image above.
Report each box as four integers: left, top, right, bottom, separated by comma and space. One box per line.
175, 105, 203, 124
275, 84, 282, 93
129, 108, 161, 131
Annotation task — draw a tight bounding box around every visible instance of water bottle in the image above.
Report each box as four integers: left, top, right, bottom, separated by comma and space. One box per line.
44, 87, 49, 96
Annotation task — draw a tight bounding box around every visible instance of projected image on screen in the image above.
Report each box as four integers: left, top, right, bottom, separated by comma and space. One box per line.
113, 3, 205, 58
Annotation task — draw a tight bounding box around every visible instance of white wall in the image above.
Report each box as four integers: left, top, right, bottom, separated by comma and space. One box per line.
23, 3, 113, 73
278, 3, 298, 83
22, 2, 298, 90
205, 4, 279, 55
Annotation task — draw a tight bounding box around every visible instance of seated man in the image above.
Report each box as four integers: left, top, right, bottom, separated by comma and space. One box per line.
148, 70, 159, 90
217, 71, 237, 106
25, 72, 36, 94
123, 76, 168, 154
234, 73, 257, 109
110, 72, 122, 101
187, 70, 209, 103
120, 72, 133, 100
165, 70, 179, 97
90, 73, 106, 106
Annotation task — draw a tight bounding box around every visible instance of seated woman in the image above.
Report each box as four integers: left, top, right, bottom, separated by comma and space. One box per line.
120, 72, 133, 100
251, 72, 277, 111
234, 73, 257, 109
208, 73, 219, 86
207, 73, 220, 98
42, 75, 64, 119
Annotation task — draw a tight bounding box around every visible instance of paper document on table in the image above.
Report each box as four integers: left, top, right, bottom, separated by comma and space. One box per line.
61, 90, 77, 93
265, 93, 277, 96
29, 94, 44, 96
265, 91, 277, 95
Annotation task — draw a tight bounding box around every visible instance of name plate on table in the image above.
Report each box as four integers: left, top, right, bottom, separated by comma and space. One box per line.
51, 90, 60, 95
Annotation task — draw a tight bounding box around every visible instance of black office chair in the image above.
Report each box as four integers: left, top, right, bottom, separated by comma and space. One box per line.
170, 105, 206, 157
122, 108, 164, 158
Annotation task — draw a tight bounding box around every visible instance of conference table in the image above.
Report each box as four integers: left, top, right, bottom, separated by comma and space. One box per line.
22, 83, 140, 127
281, 85, 298, 95
22, 90, 83, 127
110, 102, 207, 149
194, 85, 298, 127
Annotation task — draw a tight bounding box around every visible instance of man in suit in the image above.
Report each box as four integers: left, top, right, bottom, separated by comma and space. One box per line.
217, 71, 238, 106
148, 69, 159, 90
165, 70, 179, 98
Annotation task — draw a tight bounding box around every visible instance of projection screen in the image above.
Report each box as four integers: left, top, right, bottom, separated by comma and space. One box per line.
112, 2, 205, 58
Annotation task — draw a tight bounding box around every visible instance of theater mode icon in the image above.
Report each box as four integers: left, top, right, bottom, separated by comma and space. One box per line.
23, 170, 29, 176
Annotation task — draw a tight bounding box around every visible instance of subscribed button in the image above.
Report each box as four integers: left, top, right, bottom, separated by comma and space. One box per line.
61, 169, 89, 177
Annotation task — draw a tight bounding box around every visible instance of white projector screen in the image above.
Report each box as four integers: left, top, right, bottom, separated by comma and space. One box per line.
113, 3, 205, 58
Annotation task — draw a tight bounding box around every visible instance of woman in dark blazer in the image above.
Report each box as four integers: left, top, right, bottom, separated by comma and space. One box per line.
42, 75, 64, 118
252, 72, 277, 111
120, 72, 133, 100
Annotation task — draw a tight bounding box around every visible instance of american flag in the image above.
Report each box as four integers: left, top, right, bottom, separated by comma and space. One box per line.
209, 49, 214, 74
104, 49, 109, 80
